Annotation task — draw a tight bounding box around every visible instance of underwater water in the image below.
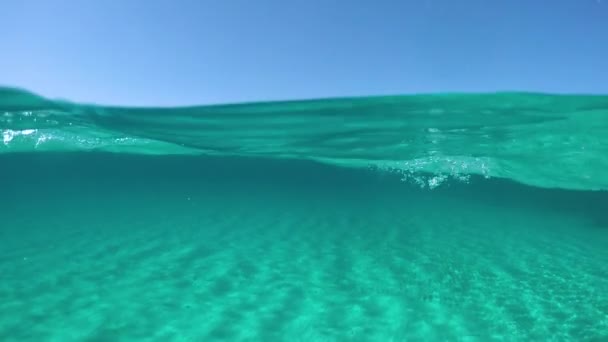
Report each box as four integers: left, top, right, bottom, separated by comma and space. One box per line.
1, 88, 607, 341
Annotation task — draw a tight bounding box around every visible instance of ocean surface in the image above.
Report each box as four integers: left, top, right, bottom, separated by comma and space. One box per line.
1, 87, 607, 341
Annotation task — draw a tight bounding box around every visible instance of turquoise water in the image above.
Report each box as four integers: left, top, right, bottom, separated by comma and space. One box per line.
1, 88, 607, 340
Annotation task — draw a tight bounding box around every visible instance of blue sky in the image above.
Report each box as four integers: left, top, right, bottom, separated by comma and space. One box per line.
1, 0, 607, 106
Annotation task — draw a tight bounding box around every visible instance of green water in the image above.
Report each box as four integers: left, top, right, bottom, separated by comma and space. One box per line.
1, 88, 607, 340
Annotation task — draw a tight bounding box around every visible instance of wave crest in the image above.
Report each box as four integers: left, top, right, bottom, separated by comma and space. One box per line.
1, 87, 608, 191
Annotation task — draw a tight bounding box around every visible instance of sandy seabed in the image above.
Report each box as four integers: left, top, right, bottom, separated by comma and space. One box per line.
1, 155, 607, 341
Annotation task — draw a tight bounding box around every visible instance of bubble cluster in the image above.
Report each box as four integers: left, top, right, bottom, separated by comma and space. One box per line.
376, 155, 493, 189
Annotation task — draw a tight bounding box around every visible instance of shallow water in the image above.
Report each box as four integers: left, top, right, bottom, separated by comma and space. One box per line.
1, 89, 608, 340
1, 153, 607, 341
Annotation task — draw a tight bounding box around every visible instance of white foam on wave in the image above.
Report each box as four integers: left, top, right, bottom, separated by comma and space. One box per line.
2, 129, 38, 145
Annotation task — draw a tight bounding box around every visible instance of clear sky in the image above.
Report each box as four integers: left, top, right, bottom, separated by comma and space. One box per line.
1, 0, 607, 106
